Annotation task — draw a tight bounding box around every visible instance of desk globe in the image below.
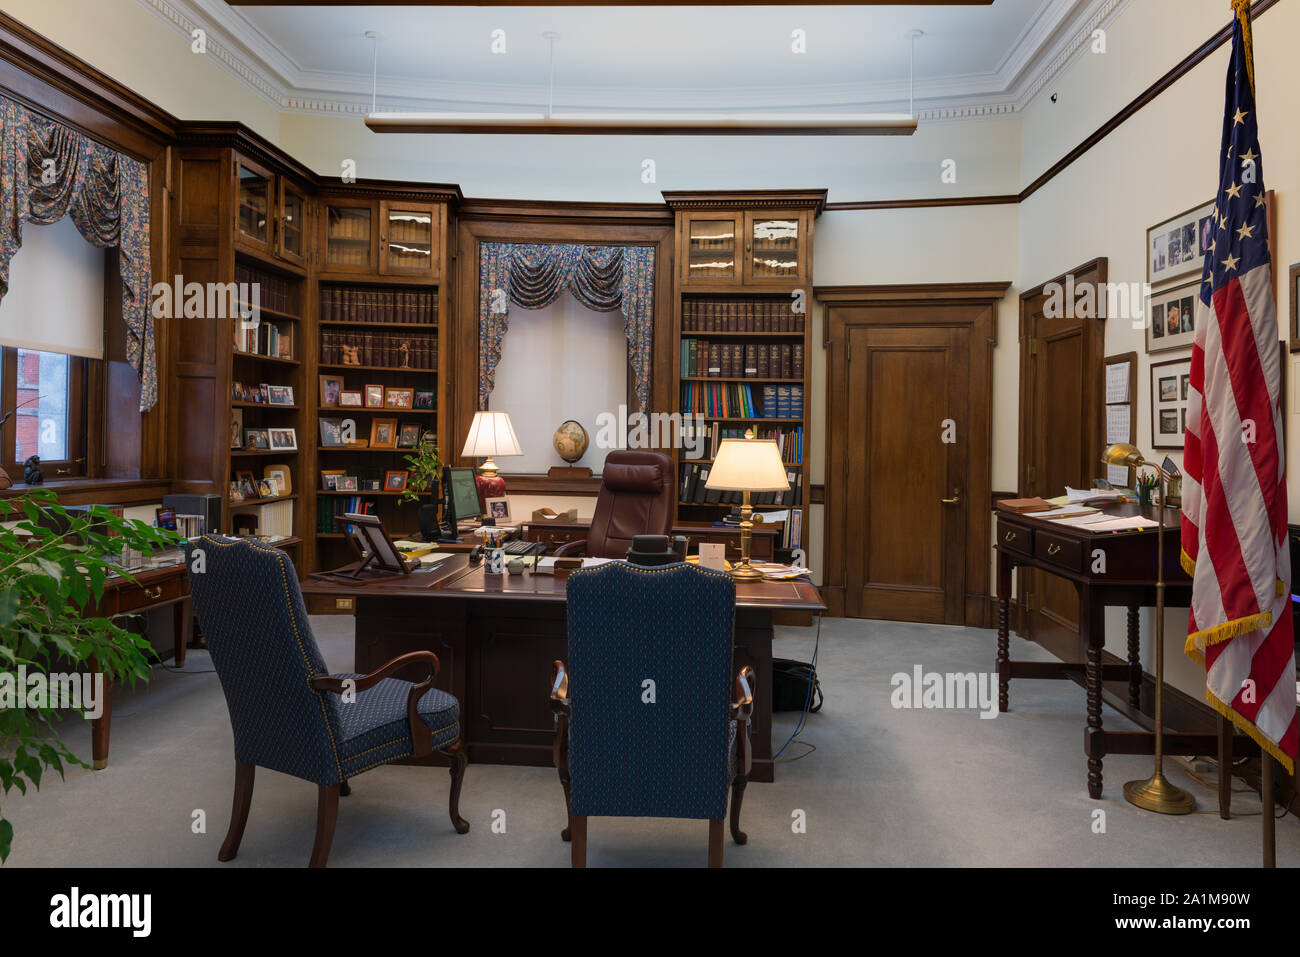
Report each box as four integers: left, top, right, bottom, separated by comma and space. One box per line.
553, 420, 589, 464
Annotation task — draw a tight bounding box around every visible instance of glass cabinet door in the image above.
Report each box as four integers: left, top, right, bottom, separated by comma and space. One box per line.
380, 202, 438, 277
682, 214, 741, 285
744, 214, 803, 282
235, 159, 272, 251
277, 181, 308, 266
322, 202, 375, 273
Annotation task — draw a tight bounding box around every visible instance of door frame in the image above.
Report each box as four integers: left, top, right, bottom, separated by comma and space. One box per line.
817, 282, 1010, 624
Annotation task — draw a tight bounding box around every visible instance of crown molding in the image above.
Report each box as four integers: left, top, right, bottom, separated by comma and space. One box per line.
135, 0, 1127, 125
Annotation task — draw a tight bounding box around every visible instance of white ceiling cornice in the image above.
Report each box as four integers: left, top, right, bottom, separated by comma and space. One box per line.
134, 0, 1130, 124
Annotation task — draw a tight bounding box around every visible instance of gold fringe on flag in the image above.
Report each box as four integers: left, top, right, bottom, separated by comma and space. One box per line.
1205, 687, 1294, 775
1185, 609, 1273, 661
1232, 0, 1256, 96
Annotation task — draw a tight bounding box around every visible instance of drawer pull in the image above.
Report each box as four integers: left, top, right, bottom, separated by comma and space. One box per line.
1004, 531, 1016, 543
143, 585, 163, 600
1047, 543, 1061, 556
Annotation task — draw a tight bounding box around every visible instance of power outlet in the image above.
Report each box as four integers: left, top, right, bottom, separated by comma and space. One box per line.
335, 597, 354, 611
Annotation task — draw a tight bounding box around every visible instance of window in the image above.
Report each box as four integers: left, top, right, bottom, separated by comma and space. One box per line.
1, 347, 88, 479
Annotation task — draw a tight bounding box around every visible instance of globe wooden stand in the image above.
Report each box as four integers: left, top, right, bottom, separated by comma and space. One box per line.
547, 466, 593, 478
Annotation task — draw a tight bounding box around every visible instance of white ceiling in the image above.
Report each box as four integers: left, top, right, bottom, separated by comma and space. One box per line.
156, 0, 1126, 118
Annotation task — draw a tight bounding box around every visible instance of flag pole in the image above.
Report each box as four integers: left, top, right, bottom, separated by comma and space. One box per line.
1261, 753, 1275, 867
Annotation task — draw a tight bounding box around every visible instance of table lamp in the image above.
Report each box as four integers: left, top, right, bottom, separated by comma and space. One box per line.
705, 432, 789, 582
1101, 442, 1195, 815
461, 410, 522, 479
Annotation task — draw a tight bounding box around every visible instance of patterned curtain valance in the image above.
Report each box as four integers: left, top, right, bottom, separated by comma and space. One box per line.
0, 96, 155, 411
479, 242, 655, 410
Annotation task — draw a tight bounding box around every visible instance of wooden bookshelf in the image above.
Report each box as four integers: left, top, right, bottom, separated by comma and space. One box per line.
663, 190, 824, 556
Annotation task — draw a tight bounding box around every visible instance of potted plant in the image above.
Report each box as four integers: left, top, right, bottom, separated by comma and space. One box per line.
0, 490, 177, 862
400, 436, 444, 541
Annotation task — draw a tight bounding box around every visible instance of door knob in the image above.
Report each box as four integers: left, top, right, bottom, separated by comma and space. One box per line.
941, 489, 961, 506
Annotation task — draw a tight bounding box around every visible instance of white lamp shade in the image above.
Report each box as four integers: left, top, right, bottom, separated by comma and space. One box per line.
461, 411, 523, 459
705, 438, 789, 492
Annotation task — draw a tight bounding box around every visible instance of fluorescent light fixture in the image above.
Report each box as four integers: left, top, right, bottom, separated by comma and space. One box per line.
365, 112, 918, 136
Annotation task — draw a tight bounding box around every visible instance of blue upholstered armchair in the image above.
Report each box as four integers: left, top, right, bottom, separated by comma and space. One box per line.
184, 535, 469, 867
550, 560, 755, 867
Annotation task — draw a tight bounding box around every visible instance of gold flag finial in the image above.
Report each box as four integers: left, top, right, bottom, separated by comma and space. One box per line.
1232, 0, 1256, 96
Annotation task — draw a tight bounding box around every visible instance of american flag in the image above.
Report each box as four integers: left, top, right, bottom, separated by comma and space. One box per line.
1181, 2, 1296, 773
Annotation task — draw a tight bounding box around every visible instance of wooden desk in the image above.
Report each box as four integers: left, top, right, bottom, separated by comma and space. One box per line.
302, 557, 825, 782
994, 504, 1252, 810
523, 520, 779, 562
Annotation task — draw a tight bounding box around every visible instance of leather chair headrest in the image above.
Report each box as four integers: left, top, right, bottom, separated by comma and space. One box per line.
602, 460, 666, 493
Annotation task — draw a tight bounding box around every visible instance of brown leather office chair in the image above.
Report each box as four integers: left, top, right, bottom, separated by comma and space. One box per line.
554, 450, 675, 559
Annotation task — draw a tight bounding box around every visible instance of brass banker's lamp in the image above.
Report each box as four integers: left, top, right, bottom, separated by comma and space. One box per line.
705, 433, 789, 582
1101, 442, 1195, 814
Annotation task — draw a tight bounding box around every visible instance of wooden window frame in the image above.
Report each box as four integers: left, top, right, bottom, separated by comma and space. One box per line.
0, 347, 95, 480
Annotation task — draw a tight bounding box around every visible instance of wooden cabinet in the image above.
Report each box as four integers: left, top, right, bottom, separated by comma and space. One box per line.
679, 212, 742, 287
742, 211, 808, 285
234, 155, 274, 256
320, 199, 378, 274
380, 201, 440, 279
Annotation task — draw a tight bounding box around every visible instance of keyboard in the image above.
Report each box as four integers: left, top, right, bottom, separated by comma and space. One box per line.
502, 539, 544, 556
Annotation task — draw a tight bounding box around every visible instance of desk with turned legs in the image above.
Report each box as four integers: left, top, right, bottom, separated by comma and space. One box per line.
993, 504, 1253, 813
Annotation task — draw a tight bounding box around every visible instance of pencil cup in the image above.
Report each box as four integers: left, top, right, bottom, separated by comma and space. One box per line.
485, 546, 505, 574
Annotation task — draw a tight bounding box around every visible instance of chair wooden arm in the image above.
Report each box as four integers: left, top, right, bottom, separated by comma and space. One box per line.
730, 665, 755, 721
553, 538, 587, 558
549, 660, 570, 717
312, 650, 442, 759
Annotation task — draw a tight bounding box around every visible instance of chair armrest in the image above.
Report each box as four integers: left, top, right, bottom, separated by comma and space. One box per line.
313, 651, 442, 759
553, 538, 587, 558
549, 659, 570, 717
730, 665, 755, 722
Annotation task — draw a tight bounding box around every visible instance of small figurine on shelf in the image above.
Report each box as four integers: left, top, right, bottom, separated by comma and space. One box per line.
399, 339, 411, 369
341, 344, 361, 365
23, 455, 43, 486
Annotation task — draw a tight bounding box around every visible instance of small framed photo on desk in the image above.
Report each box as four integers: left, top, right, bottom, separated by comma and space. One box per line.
485, 497, 511, 523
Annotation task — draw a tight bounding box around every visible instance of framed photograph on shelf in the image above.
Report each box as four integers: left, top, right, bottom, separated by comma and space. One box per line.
414, 390, 435, 410
268, 427, 298, 452
235, 470, 259, 499
485, 497, 511, 523
1145, 279, 1199, 354
319, 374, 343, 407
319, 417, 346, 447
385, 387, 414, 410
267, 384, 295, 406
257, 478, 278, 499
384, 470, 409, 492
1147, 200, 1215, 287
320, 469, 345, 491
245, 429, 270, 451
340, 389, 364, 408
336, 475, 358, 492
229, 408, 243, 449
364, 384, 386, 408
1150, 356, 1192, 449
396, 421, 422, 449
263, 464, 291, 495
370, 417, 399, 449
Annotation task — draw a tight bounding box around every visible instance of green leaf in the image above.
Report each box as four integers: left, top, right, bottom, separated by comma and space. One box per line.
0, 818, 12, 863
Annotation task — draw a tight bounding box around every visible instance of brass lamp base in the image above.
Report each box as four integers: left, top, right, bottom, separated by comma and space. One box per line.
728, 561, 765, 582
1123, 771, 1196, 815
477, 457, 500, 478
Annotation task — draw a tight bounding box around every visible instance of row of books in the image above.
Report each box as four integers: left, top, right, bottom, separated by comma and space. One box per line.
317, 496, 375, 534
321, 287, 437, 326
232, 499, 294, 538
685, 423, 803, 464
681, 339, 804, 379
234, 318, 294, 361
682, 299, 805, 334
782, 508, 803, 550
681, 383, 804, 419
235, 263, 294, 315
320, 330, 437, 370
678, 461, 803, 507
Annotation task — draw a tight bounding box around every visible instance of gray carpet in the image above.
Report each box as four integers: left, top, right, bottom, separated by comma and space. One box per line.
4, 616, 1295, 867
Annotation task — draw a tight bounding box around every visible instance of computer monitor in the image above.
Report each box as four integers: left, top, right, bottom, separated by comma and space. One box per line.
443, 466, 482, 533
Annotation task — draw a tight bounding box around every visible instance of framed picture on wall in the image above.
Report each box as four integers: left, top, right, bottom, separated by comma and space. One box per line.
1145, 279, 1199, 354
1147, 200, 1215, 287
1150, 356, 1192, 450
1289, 262, 1300, 353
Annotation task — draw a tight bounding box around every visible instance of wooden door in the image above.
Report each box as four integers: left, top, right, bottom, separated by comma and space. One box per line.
318, 199, 378, 275
843, 324, 968, 622
276, 178, 309, 268
679, 212, 743, 287
232, 154, 274, 257
1017, 258, 1108, 660
821, 284, 1005, 625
